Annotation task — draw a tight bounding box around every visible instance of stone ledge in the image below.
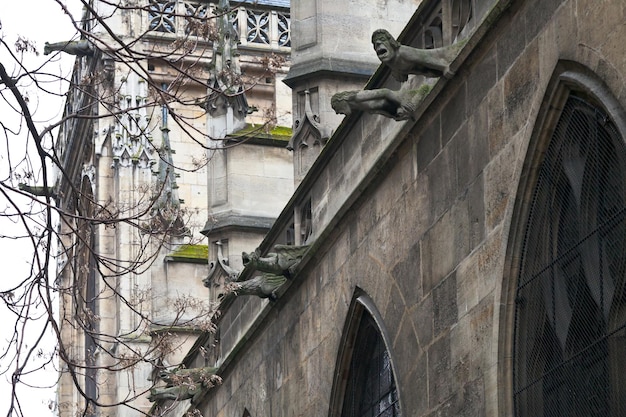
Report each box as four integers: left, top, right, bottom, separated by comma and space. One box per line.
283, 57, 378, 87
201, 213, 276, 236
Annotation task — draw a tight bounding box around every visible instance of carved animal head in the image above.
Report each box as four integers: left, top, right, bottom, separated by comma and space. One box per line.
371, 29, 400, 64
241, 248, 260, 267
242, 251, 251, 267
330, 91, 358, 116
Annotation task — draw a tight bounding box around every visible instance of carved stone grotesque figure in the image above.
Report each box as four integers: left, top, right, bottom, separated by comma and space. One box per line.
372, 29, 462, 81
242, 244, 310, 279
331, 85, 432, 121
43, 40, 94, 57
148, 367, 221, 403
148, 384, 202, 403
227, 273, 287, 301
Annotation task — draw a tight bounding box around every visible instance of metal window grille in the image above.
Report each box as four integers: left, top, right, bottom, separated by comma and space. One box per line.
513, 95, 626, 417
342, 312, 401, 417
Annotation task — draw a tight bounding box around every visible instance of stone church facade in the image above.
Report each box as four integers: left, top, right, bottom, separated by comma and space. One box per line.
54, 1, 294, 416
163, 0, 626, 416
55, 0, 626, 416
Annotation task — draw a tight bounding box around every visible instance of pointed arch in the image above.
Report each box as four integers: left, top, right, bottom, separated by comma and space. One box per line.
328, 289, 402, 417
501, 61, 626, 417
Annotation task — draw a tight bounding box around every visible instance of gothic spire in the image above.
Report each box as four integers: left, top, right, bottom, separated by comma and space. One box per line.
206, 0, 248, 117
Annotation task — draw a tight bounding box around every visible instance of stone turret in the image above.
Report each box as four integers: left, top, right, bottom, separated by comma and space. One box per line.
284, 0, 423, 184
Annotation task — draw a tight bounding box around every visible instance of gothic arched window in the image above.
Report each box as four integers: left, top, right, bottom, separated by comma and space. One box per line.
334, 296, 401, 417
513, 94, 626, 417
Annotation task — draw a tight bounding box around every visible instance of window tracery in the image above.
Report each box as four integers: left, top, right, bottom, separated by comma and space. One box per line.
513, 94, 626, 417
246, 10, 270, 44
277, 12, 291, 47
184, 2, 210, 36
148, 0, 176, 33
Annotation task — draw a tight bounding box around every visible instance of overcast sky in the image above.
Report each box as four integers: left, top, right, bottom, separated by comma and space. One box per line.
1, 1, 81, 415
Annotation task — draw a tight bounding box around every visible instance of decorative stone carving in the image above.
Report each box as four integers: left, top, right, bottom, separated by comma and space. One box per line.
148, 0, 176, 33
149, 102, 188, 235
331, 85, 433, 121
43, 40, 94, 57
148, 366, 221, 403
223, 244, 309, 300
206, 0, 248, 118
203, 240, 240, 288
372, 29, 463, 81
148, 384, 201, 403
287, 90, 331, 151
18, 183, 56, 198
242, 244, 310, 279
112, 73, 155, 168
227, 273, 287, 301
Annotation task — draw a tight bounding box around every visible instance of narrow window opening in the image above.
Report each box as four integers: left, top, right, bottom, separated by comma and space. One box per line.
341, 310, 401, 417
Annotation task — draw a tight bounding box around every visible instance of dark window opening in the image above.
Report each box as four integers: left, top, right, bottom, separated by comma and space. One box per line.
513, 95, 626, 417
341, 312, 401, 417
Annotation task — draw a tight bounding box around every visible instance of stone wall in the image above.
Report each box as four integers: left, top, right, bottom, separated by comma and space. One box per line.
193, 0, 626, 416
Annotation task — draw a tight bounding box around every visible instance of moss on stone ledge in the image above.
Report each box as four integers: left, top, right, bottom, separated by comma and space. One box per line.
228, 124, 292, 143
165, 244, 208, 264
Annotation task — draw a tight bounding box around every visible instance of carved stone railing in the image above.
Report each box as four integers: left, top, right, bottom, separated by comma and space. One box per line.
147, 0, 291, 50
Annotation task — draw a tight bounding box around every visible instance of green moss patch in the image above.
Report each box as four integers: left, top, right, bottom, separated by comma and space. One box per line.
165, 244, 208, 263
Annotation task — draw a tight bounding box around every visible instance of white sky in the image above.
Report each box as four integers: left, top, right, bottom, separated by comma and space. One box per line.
0, 1, 81, 415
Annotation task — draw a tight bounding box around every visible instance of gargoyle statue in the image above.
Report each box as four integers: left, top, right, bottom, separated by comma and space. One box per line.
242, 244, 310, 279
18, 183, 56, 199
148, 366, 221, 403
331, 85, 432, 121
227, 273, 287, 301
43, 40, 94, 57
372, 29, 463, 81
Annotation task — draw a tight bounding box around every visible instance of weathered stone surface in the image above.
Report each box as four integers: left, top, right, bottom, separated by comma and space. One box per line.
466, 45, 497, 111
484, 134, 519, 231
416, 115, 441, 173
385, 283, 406, 337
427, 146, 456, 219
486, 80, 507, 158
469, 296, 495, 380
414, 295, 434, 348
524, 0, 562, 42
460, 106, 489, 190
422, 208, 457, 294
467, 176, 486, 250
454, 377, 486, 417
400, 353, 428, 417
503, 38, 540, 136
428, 334, 452, 405
392, 241, 421, 307
441, 84, 468, 144
192, 3, 626, 417
433, 272, 458, 335
496, 7, 527, 77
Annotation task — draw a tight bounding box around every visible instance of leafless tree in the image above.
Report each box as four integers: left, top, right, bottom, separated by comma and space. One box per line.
0, 1, 288, 416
